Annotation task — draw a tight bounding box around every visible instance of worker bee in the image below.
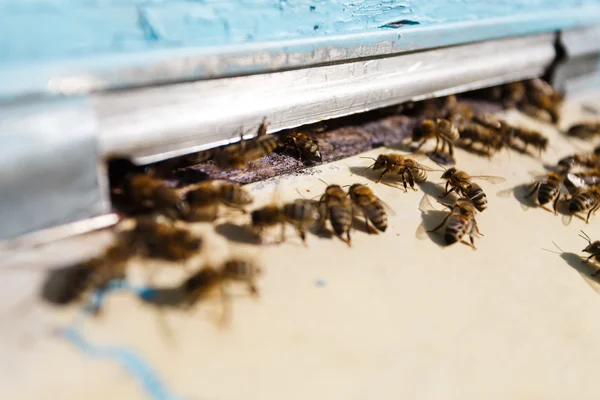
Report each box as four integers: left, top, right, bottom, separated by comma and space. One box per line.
557, 153, 600, 172
281, 131, 322, 164
214, 119, 278, 169
129, 216, 202, 261
523, 78, 562, 123
579, 231, 600, 276
565, 122, 600, 140
523, 172, 565, 214
185, 181, 253, 221
562, 186, 600, 225
454, 117, 510, 157
418, 195, 481, 249
41, 243, 130, 308
510, 127, 549, 156
439, 167, 506, 212
347, 184, 390, 234
363, 153, 433, 191
412, 119, 460, 156
318, 184, 353, 246
139, 259, 262, 325
122, 173, 190, 219
251, 200, 320, 245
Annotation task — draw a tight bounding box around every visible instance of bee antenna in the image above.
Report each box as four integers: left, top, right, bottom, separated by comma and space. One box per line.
553, 241, 565, 253
359, 156, 377, 162
579, 230, 592, 244
318, 178, 330, 187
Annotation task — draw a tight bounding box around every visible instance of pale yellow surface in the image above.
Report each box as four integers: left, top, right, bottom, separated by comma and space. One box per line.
2, 94, 600, 400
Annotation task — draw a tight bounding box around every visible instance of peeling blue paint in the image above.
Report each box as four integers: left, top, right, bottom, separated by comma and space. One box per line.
60, 326, 183, 400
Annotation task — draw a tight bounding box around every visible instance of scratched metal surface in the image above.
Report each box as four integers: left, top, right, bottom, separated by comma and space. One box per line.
3, 91, 600, 400
2, 1, 600, 99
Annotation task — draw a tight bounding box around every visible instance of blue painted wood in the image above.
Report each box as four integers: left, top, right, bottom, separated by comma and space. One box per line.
1, 1, 600, 99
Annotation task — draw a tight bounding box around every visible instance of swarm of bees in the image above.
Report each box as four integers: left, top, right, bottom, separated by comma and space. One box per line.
30, 77, 600, 337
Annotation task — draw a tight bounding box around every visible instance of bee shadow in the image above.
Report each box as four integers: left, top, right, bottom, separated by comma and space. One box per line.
417, 181, 447, 199
425, 151, 455, 166
214, 222, 262, 245
550, 251, 600, 292
348, 166, 384, 184
499, 184, 537, 210
418, 209, 449, 247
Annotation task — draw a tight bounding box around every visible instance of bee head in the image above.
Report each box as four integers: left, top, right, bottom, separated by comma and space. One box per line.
441, 167, 457, 180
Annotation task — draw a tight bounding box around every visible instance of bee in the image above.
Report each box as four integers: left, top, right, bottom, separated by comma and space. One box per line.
281, 131, 322, 164
129, 216, 202, 261
282, 199, 321, 244
214, 119, 278, 169
563, 186, 600, 224
425, 196, 482, 249
524, 172, 565, 214
364, 154, 431, 191
565, 122, 600, 140
455, 120, 508, 157
251, 200, 320, 245
523, 78, 562, 123
439, 167, 506, 212
412, 119, 460, 156
510, 127, 548, 156
557, 153, 600, 172
347, 184, 389, 233
123, 173, 190, 219
579, 231, 600, 276
318, 184, 353, 246
41, 242, 130, 308
185, 181, 253, 221
139, 259, 262, 325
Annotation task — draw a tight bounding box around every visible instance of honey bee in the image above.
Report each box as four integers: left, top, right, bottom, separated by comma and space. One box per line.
347, 184, 390, 233
318, 184, 353, 246
523, 78, 562, 123
185, 181, 253, 221
139, 259, 261, 324
454, 118, 509, 157
123, 173, 190, 219
363, 153, 432, 191
565, 122, 600, 140
41, 243, 130, 307
214, 119, 278, 169
562, 186, 600, 225
524, 172, 565, 214
281, 131, 322, 164
557, 153, 600, 172
510, 127, 549, 156
421, 195, 482, 249
412, 119, 460, 156
439, 167, 506, 212
251, 200, 320, 245
579, 231, 600, 276
129, 216, 202, 261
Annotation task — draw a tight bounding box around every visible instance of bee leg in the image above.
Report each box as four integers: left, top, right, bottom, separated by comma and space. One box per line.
448, 142, 454, 157
376, 169, 389, 183
278, 223, 286, 244
295, 226, 308, 246
585, 254, 595, 264
217, 284, 232, 329
406, 169, 417, 191
467, 235, 477, 250
427, 212, 451, 233
591, 264, 600, 277
439, 183, 456, 199
435, 136, 440, 152
344, 230, 352, 247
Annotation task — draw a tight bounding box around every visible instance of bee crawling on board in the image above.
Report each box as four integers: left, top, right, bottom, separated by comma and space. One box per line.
138, 258, 262, 326
280, 131, 322, 164
439, 167, 506, 212
317, 183, 354, 247
184, 180, 253, 221
509, 127, 549, 157
346, 184, 394, 234
497, 171, 566, 214
412, 118, 460, 156
416, 194, 482, 249
579, 231, 600, 276
562, 186, 600, 225
119, 173, 190, 219
213, 118, 278, 170
362, 153, 436, 192
557, 152, 600, 172
250, 199, 321, 245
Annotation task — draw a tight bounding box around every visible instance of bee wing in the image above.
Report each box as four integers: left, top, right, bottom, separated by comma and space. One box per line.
418, 194, 437, 213
415, 222, 429, 240
470, 175, 507, 184
562, 214, 573, 226
496, 187, 514, 198
377, 196, 397, 216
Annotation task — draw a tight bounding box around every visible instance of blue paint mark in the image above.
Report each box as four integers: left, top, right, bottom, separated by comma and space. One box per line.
60, 327, 183, 400
379, 19, 420, 29
84, 279, 129, 314
315, 279, 327, 287
137, 7, 167, 43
